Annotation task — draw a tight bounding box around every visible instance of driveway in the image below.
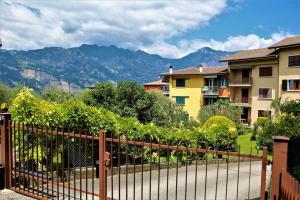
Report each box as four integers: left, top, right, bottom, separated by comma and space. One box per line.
53, 160, 269, 200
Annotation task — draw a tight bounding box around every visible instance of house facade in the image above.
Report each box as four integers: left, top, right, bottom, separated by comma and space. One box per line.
221, 36, 300, 126
143, 80, 170, 96
160, 65, 230, 119
159, 36, 300, 125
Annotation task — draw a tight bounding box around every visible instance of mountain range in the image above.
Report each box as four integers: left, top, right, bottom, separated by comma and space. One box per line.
0, 45, 232, 91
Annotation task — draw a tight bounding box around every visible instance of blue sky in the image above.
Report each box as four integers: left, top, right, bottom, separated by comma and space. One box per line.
0, 0, 299, 58
171, 0, 299, 43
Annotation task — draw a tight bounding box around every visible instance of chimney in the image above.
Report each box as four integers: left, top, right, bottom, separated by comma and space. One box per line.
197, 64, 204, 73
169, 65, 173, 74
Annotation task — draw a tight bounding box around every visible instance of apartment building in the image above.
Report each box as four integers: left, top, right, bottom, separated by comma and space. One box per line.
221, 36, 300, 126
160, 65, 230, 119
143, 80, 170, 96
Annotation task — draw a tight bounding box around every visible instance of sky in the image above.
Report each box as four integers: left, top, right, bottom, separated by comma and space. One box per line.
0, 0, 299, 58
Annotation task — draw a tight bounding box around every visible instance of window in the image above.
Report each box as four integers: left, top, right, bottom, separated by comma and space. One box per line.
258, 110, 271, 118
259, 88, 272, 99
288, 55, 300, 67
175, 96, 186, 105
259, 67, 272, 77
176, 79, 186, 87
288, 80, 300, 91
220, 78, 228, 87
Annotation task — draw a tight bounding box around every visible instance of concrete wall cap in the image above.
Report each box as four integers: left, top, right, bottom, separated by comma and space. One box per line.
272, 136, 290, 141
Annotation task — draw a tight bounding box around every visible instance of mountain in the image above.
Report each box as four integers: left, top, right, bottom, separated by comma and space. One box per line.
0, 45, 232, 92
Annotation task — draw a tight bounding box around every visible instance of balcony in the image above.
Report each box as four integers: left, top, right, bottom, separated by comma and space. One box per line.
203, 86, 219, 96
240, 118, 251, 126
228, 78, 252, 87
231, 97, 251, 107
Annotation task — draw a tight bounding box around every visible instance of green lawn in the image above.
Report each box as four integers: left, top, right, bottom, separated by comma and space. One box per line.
237, 132, 273, 160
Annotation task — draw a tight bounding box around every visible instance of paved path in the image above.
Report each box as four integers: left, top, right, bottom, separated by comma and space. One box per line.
0, 189, 34, 200
63, 161, 269, 200
9, 161, 270, 200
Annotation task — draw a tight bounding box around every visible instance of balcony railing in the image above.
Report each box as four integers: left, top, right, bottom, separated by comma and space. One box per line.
229, 78, 252, 86
203, 86, 219, 96
231, 97, 251, 106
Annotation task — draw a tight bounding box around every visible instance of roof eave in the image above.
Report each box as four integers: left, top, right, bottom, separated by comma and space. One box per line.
220, 55, 276, 62
269, 44, 300, 49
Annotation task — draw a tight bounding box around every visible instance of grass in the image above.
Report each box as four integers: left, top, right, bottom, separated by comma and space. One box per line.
237, 132, 273, 160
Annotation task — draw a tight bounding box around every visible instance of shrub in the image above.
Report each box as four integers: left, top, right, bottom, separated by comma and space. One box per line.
252, 117, 270, 140
201, 116, 238, 149
256, 114, 300, 150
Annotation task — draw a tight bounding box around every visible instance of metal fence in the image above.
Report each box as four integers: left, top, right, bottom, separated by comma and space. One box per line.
0, 114, 270, 200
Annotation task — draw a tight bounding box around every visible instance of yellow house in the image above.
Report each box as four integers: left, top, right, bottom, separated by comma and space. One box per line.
160, 65, 229, 119
221, 35, 300, 126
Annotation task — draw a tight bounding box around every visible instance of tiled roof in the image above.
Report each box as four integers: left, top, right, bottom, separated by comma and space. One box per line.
143, 80, 169, 86
220, 48, 276, 62
269, 36, 300, 48
160, 66, 228, 76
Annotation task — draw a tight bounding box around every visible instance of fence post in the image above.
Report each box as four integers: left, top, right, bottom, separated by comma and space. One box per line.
260, 147, 268, 200
0, 113, 12, 188
99, 131, 106, 200
270, 136, 289, 200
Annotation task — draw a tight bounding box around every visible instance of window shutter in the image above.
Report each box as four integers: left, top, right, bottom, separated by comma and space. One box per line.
282, 80, 287, 91
295, 56, 300, 66
288, 56, 293, 67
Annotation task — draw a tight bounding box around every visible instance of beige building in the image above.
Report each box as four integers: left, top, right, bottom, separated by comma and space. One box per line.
221, 36, 300, 126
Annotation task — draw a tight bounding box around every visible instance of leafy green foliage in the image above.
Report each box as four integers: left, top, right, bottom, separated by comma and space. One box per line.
252, 117, 270, 140
0, 83, 21, 110
9, 87, 242, 169
279, 99, 300, 116
198, 99, 242, 124
200, 116, 238, 149
40, 86, 72, 103
85, 81, 187, 128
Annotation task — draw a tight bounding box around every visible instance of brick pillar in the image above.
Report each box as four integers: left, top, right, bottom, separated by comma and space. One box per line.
270, 136, 289, 200
98, 131, 106, 200
0, 113, 12, 188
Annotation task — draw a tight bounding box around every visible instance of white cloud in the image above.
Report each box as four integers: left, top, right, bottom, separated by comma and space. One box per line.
0, 1, 293, 59
143, 32, 292, 58
0, 0, 227, 50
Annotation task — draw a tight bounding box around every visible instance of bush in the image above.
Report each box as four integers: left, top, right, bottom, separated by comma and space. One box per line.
236, 123, 247, 136
256, 114, 300, 150
252, 117, 270, 140
201, 116, 238, 149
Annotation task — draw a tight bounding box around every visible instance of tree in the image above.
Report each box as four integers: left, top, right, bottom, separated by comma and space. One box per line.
40, 86, 72, 103
198, 99, 242, 124
86, 81, 186, 128
271, 97, 282, 115
0, 83, 20, 111
147, 92, 187, 128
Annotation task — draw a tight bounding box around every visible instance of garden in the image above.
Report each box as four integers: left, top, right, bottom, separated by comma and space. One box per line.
1, 82, 300, 180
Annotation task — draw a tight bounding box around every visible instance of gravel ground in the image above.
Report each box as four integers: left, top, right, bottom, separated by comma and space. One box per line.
0, 189, 34, 200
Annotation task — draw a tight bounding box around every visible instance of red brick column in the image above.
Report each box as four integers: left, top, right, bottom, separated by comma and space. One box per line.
270, 136, 289, 200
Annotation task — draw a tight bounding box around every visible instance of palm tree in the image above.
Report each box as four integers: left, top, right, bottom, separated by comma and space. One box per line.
271, 97, 282, 115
